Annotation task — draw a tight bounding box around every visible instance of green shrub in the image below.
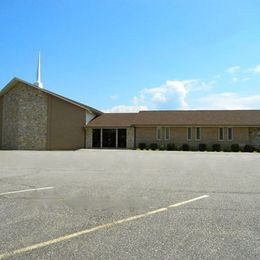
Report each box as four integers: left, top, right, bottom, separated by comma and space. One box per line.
150, 143, 158, 150
243, 144, 255, 153
199, 144, 207, 151
212, 144, 221, 152
223, 147, 231, 152
167, 143, 176, 151
175, 146, 181, 151
182, 144, 189, 151
138, 143, 146, 150
190, 147, 198, 151
256, 148, 260, 153
159, 144, 166, 151
231, 144, 240, 152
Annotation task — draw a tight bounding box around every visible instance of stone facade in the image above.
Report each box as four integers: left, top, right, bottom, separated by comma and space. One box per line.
249, 128, 260, 148
126, 127, 135, 149
85, 128, 93, 148
2, 83, 48, 150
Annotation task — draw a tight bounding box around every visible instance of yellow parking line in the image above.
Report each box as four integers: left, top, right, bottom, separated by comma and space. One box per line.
0, 187, 54, 196
0, 195, 209, 259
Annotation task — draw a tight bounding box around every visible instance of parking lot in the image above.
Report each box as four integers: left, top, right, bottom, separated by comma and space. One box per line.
0, 150, 259, 259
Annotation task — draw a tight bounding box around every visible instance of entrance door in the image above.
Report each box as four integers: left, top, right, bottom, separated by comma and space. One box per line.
92, 129, 101, 148
103, 129, 116, 148
118, 129, 127, 148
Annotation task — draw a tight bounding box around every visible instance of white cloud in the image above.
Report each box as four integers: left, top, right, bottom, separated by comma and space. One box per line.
232, 76, 251, 84
105, 79, 212, 112
109, 95, 118, 101
241, 77, 251, 82
105, 105, 148, 113
142, 80, 191, 109
226, 66, 240, 74
198, 92, 260, 109
249, 65, 260, 74
232, 77, 238, 83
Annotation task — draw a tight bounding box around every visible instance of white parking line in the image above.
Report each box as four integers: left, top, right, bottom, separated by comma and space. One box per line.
0, 194, 209, 259
0, 187, 54, 196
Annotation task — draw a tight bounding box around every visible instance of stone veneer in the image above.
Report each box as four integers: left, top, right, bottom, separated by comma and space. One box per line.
2, 83, 48, 150
126, 127, 135, 149
85, 128, 93, 148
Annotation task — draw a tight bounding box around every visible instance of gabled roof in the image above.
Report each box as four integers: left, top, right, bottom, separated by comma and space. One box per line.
0, 77, 102, 115
88, 110, 260, 127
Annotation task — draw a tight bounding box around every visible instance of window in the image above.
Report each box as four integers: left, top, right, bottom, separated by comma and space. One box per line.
219, 127, 224, 141
227, 127, 233, 141
187, 127, 192, 141
156, 127, 162, 140
195, 127, 201, 141
164, 127, 170, 140
157, 127, 170, 140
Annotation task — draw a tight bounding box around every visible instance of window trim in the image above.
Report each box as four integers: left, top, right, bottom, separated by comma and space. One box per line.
195, 127, 201, 141
218, 127, 224, 141
227, 127, 233, 141
156, 127, 162, 140
187, 127, 192, 141
164, 127, 170, 140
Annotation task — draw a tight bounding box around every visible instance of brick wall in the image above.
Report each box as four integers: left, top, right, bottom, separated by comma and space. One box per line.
136, 126, 250, 149
249, 128, 260, 148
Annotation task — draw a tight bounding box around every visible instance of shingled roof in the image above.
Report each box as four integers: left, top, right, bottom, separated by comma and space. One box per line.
88, 110, 260, 127
88, 113, 137, 127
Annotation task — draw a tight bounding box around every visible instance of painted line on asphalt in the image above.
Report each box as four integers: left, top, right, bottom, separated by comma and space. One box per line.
0, 187, 54, 196
0, 194, 209, 259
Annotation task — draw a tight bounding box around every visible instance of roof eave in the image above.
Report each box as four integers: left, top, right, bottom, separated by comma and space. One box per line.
0, 77, 103, 115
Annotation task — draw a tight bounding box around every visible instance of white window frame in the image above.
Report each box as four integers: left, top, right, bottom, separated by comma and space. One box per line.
218, 127, 224, 141
156, 127, 162, 140
227, 127, 233, 141
187, 127, 192, 141
195, 127, 201, 141
164, 127, 170, 140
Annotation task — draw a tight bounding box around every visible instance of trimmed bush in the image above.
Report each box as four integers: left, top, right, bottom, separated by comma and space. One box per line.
182, 144, 190, 151
138, 143, 146, 150
231, 144, 240, 152
167, 143, 176, 151
150, 143, 158, 150
244, 144, 255, 153
199, 144, 207, 151
159, 144, 166, 151
212, 144, 221, 152
223, 147, 231, 152
191, 147, 198, 151
175, 146, 181, 151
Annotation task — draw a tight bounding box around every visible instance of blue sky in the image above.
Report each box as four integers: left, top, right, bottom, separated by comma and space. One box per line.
1, 0, 260, 111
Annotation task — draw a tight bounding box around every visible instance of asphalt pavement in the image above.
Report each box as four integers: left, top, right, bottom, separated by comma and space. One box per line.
0, 150, 259, 259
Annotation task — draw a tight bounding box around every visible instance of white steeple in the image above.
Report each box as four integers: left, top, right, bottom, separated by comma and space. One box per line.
34, 51, 43, 88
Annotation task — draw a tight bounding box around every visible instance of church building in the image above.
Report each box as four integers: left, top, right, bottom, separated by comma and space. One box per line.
1, 54, 260, 150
